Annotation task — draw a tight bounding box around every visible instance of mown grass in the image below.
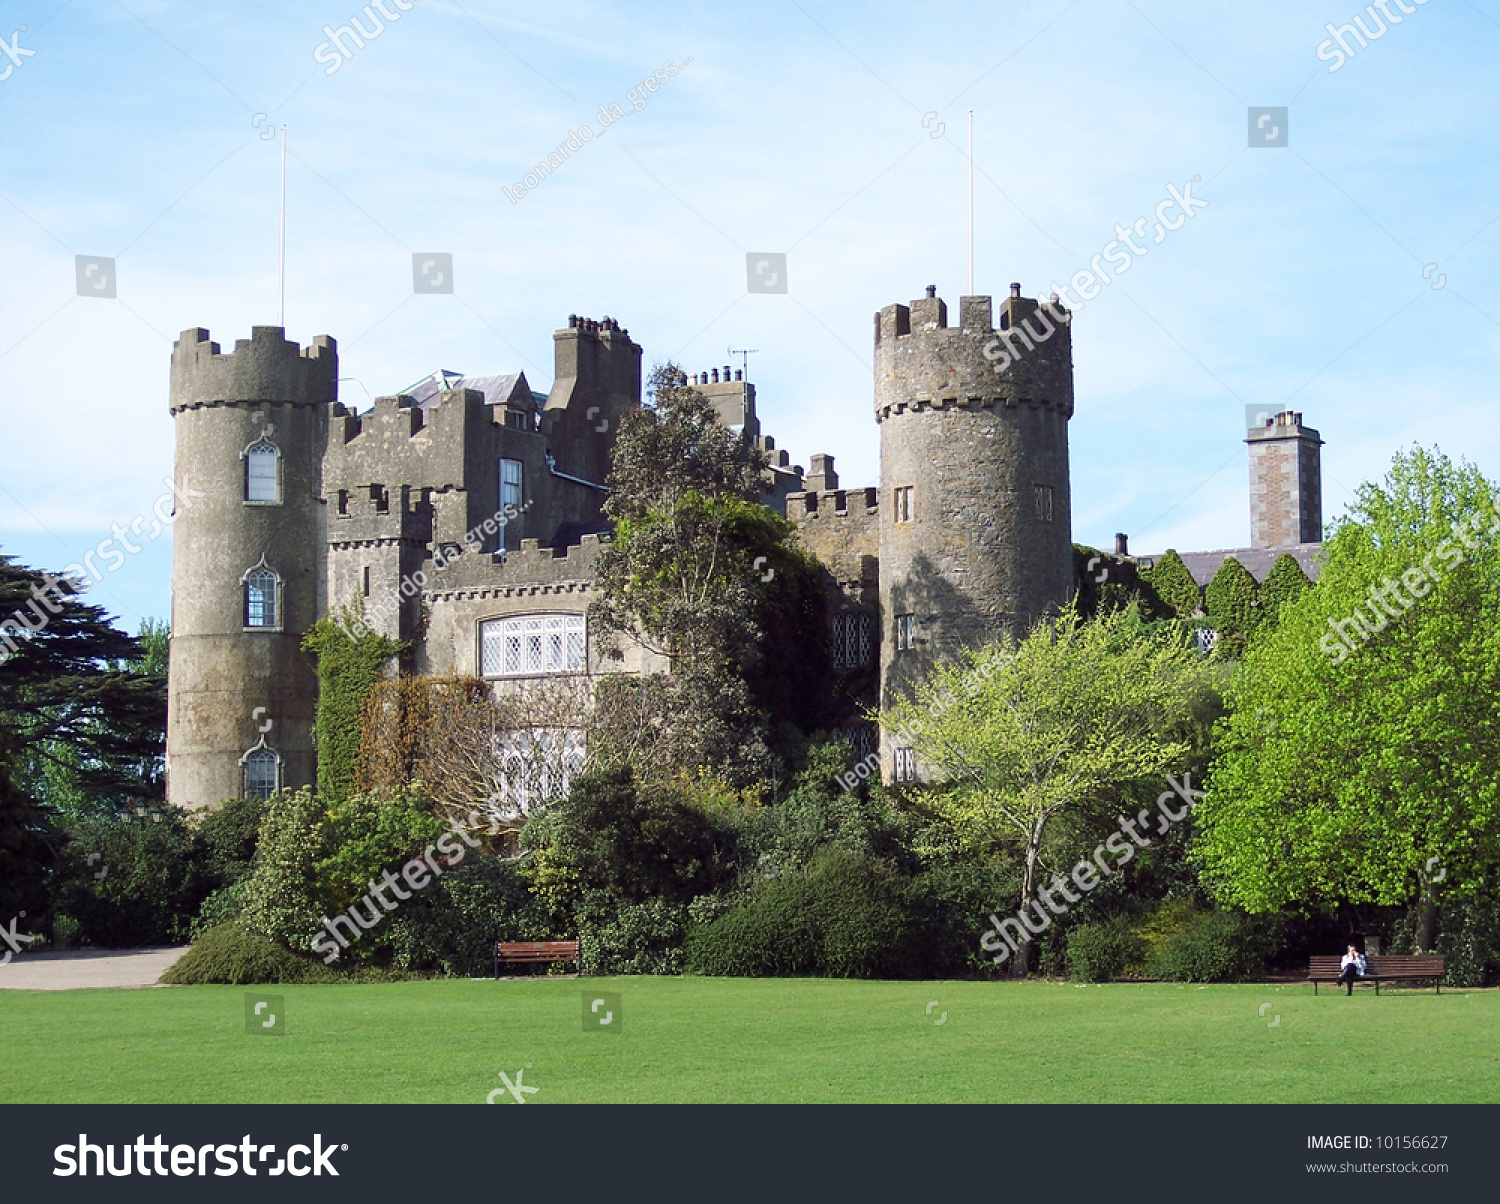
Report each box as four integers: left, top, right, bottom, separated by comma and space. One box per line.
1, 977, 1496, 1104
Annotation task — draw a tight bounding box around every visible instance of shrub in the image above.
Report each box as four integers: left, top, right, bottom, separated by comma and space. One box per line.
53, 810, 211, 946
384, 855, 549, 977
527, 767, 728, 916
1204, 556, 1260, 659
238, 788, 331, 951
1066, 920, 1145, 983
1257, 553, 1312, 629
194, 795, 270, 886
160, 922, 338, 985
686, 895, 811, 977
191, 879, 250, 940
52, 914, 81, 949
1437, 894, 1500, 987
317, 788, 444, 908
1142, 550, 1202, 619
580, 899, 690, 975
1143, 905, 1258, 982
686, 847, 931, 978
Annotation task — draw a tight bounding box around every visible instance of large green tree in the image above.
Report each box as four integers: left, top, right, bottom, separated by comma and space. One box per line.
1196, 448, 1500, 949
879, 605, 1216, 972
592, 363, 772, 669
0, 554, 167, 917
590, 364, 828, 784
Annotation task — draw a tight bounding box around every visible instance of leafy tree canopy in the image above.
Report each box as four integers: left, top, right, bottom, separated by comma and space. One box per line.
878, 604, 1217, 972
1196, 447, 1500, 940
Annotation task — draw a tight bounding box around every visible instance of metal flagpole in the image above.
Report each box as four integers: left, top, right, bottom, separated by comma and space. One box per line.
279, 125, 287, 328
967, 110, 974, 296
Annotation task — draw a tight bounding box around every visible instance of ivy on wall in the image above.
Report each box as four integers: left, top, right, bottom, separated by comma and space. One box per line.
1204, 557, 1260, 659
301, 602, 405, 804
1141, 550, 1202, 620
1257, 553, 1313, 628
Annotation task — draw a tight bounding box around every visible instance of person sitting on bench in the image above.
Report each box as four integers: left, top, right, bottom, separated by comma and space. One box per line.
1338, 944, 1368, 995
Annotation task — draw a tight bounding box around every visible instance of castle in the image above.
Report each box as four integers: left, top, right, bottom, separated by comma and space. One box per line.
164, 285, 1325, 810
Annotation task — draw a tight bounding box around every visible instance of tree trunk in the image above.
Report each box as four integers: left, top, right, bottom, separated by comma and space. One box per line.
1016, 841, 1039, 976
1416, 895, 1438, 953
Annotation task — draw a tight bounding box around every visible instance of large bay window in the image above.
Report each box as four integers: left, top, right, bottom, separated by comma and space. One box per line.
480, 613, 586, 678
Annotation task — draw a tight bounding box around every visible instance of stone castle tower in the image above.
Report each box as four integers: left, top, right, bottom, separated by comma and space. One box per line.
874, 285, 1075, 772
166, 326, 336, 809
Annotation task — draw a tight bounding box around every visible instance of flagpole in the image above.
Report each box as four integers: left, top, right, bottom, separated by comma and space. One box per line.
279, 124, 287, 328
967, 110, 974, 296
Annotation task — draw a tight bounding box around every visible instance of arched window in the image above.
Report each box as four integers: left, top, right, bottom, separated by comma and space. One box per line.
493, 728, 585, 817
242, 745, 281, 800
245, 439, 282, 504
243, 559, 281, 629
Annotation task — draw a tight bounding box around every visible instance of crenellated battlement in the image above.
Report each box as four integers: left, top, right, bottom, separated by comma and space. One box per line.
325, 387, 491, 506
422, 533, 606, 598
328, 482, 432, 546
333, 387, 485, 447
874, 287, 1073, 422
170, 326, 337, 413
787, 486, 879, 522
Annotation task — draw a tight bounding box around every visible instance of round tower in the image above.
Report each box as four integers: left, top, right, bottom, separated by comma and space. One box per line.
166, 326, 336, 810
875, 286, 1074, 775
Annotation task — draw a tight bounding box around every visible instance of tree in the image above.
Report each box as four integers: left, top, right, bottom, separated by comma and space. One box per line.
0, 554, 167, 916
878, 605, 1215, 972
592, 364, 770, 669
589, 363, 827, 785
1196, 448, 1500, 950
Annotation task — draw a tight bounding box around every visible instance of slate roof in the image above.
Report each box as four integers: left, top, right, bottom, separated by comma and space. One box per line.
1136, 543, 1325, 586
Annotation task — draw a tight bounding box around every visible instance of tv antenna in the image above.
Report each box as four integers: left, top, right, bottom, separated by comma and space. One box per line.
728, 346, 759, 378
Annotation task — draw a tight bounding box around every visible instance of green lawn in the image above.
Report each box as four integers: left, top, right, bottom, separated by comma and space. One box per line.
1, 977, 1496, 1104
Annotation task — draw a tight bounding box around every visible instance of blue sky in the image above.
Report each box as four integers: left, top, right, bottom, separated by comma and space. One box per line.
2, 0, 1497, 632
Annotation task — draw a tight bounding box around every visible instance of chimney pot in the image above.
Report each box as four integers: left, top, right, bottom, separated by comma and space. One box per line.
1010, 282, 1022, 298
925, 284, 937, 298
1115, 533, 1129, 556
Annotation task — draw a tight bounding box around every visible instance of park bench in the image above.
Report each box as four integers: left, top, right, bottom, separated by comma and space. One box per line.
494, 940, 580, 978
1308, 954, 1445, 995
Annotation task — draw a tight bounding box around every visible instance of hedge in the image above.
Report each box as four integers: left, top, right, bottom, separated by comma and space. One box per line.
160, 922, 338, 985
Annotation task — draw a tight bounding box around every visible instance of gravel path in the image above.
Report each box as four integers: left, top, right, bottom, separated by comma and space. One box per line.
0, 947, 188, 990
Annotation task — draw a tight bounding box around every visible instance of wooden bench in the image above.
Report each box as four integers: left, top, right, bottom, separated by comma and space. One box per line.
1308, 954, 1445, 995
494, 940, 580, 978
